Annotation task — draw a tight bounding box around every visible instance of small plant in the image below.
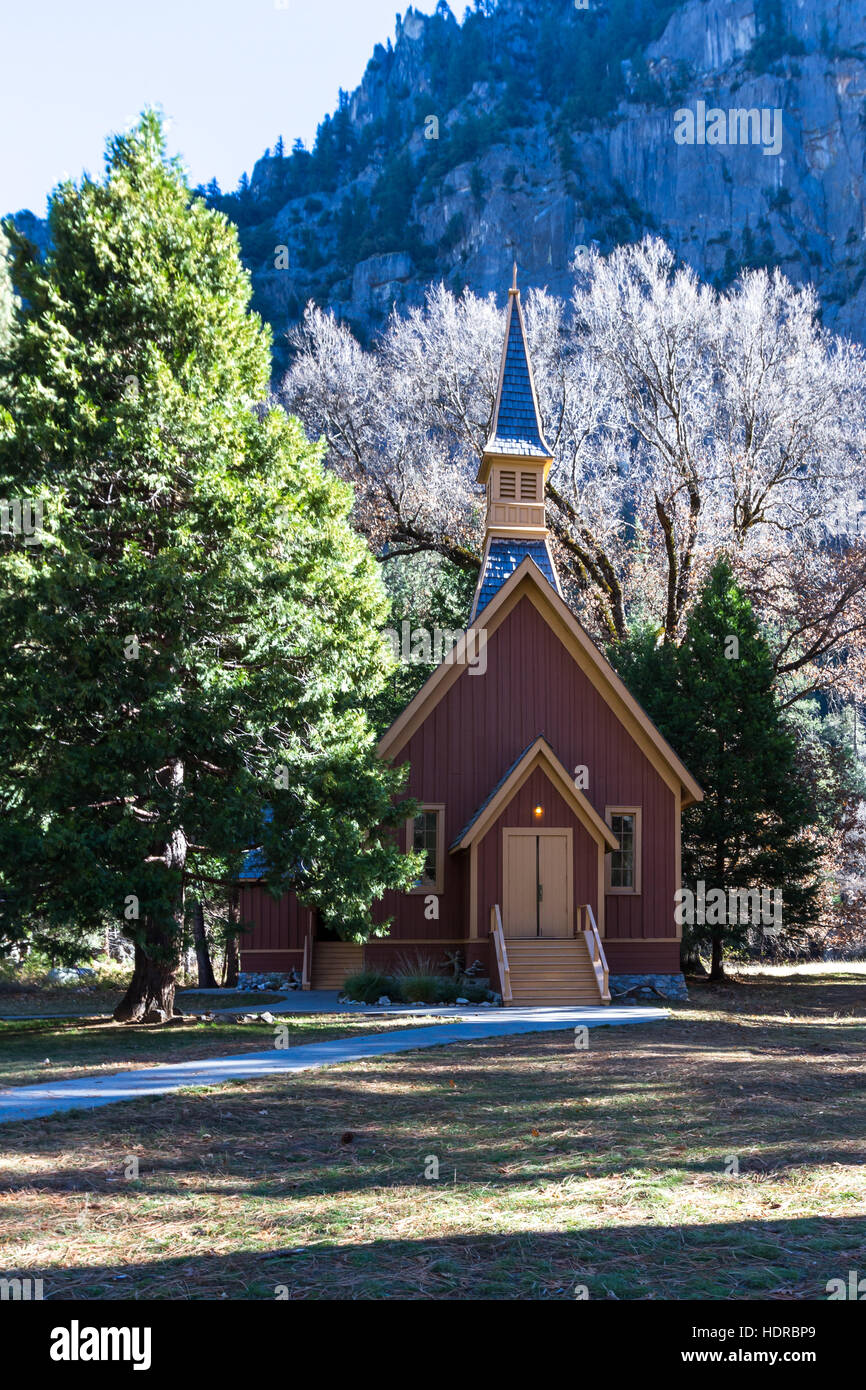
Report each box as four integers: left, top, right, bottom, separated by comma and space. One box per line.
392, 954, 462, 1004
399, 973, 457, 1004
458, 982, 489, 1004
342, 970, 400, 1004
341, 956, 496, 1006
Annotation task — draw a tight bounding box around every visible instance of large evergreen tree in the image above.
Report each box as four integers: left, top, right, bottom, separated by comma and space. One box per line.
0, 113, 418, 1022
0, 227, 15, 354
612, 558, 821, 978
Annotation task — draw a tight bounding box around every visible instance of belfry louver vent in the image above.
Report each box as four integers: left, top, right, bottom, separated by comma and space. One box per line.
520, 471, 538, 500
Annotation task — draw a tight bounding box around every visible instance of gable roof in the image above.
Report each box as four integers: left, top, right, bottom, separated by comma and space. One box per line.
451, 736, 620, 853
483, 281, 552, 462
378, 555, 704, 808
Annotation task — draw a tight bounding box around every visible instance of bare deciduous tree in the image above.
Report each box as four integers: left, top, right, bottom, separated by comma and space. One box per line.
282, 237, 866, 703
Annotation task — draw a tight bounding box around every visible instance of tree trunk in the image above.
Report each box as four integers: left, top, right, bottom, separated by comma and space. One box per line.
192, 899, 217, 989
709, 932, 725, 982
224, 889, 240, 987
113, 935, 180, 1023
680, 943, 708, 976
113, 756, 186, 1024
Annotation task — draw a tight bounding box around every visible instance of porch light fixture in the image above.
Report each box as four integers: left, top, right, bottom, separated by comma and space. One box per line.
533, 804, 544, 819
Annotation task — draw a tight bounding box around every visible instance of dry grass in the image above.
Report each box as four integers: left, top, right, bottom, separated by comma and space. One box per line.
0, 985, 284, 1020
0, 1012, 442, 1089
0, 985, 129, 1019
0, 969, 864, 1300
728, 960, 866, 977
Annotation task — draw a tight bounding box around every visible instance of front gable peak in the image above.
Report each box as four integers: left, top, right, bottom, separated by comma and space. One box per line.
451, 736, 620, 853
378, 556, 703, 808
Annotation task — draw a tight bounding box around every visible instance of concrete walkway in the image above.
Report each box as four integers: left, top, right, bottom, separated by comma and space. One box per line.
0, 1005, 666, 1125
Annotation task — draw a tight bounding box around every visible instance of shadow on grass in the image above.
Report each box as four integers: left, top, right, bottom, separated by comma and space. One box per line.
1, 970, 864, 1301
14, 1214, 866, 1300
2, 1029, 864, 1200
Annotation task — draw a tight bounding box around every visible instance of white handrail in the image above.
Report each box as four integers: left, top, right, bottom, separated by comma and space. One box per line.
490, 904, 512, 1003
581, 902, 610, 1002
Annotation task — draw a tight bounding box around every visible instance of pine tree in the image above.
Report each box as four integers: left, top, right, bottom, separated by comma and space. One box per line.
0, 226, 15, 355
611, 558, 821, 978
0, 113, 419, 1022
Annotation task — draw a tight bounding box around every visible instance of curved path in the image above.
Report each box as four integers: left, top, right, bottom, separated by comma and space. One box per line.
0, 1005, 667, 1125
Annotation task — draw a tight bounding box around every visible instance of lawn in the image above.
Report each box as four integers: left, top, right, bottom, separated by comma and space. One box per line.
0, 983, 285, 1020
0, 968, 863, 1300
0, 1011, 445, 1089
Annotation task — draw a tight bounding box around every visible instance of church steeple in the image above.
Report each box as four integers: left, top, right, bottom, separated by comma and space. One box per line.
470, 268, 562, 622
482, 263, 553, 468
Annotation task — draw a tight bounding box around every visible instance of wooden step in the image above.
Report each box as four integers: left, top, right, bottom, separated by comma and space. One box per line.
509, 965, 595, 973
507, 949, 590, 959
511, 968, 596, 977
508, 949, 590, 957
507, 942, 585, 950
512, 979, 597, 988
509, 988, 602, 998
510, 983, 599, 993
508, 959, 592, 967
311, 943, 364, 991
507, 995, 607, 1007
510, 985, 601, 996
508, 962, 594, 973
509, 978, 601, 987
510, 962, 595, 971
503, 936, 605, 1006
509, 1001, 602, 1008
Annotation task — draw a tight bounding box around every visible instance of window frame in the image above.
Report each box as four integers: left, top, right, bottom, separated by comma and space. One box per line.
604, 806, 642, 895
406, 803, 446, 895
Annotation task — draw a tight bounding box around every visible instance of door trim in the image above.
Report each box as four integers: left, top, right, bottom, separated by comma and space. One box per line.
503, 827, 573, 938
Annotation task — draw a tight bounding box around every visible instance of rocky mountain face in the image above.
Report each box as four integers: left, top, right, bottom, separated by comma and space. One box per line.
11, 0, 866, 366
235, 0, 866, 368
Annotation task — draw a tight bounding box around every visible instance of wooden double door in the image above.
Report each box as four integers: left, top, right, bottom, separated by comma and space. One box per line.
503, 828, 573, 938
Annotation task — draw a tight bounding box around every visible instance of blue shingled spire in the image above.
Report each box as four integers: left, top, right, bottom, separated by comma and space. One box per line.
485, 273, 552, 459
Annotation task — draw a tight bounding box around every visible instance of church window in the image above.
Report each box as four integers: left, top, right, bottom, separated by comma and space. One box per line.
605, 807, 642, 894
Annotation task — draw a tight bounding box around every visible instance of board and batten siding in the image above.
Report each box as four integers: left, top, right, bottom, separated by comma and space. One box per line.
237, 885, 311, 973
239, 591, 681, 972
388, 594, 677, 941
603, 939, 681, 972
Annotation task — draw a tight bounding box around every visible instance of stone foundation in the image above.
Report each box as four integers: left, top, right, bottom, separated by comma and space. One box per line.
609, 972, 688, 1002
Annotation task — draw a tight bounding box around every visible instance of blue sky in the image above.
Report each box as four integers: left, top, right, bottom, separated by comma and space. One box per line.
2, 0, 435, 214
